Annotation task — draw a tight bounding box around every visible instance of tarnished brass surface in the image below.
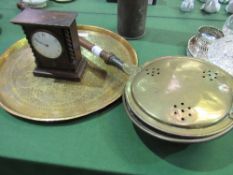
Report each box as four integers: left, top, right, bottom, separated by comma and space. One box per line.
125, 56, 233, 138
0, 25, 138, 122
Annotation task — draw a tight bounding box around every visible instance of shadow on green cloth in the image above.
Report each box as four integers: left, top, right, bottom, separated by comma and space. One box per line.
134, 125, 233, 172
0, 156, 131, 175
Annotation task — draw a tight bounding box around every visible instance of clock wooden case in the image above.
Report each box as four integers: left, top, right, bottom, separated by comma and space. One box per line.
11, 9, 87, 80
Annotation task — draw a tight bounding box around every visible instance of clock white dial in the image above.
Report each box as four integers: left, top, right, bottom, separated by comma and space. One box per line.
31, 31, 62, 59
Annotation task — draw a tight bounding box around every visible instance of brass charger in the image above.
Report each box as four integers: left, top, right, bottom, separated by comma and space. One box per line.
0, 25, 138, 122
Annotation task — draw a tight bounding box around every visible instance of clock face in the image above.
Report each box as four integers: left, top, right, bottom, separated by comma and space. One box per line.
31, 31, 62, 59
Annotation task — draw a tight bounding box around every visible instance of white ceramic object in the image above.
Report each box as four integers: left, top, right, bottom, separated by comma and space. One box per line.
219, 0, 229, 4
226, 0, 233, 13
222, 14, 233, 35
22, 0, 48, 8
201, 0, 221, 13
180, 0, 195, 12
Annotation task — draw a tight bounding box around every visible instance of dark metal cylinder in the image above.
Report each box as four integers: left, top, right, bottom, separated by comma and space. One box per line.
117, 0, 148, 39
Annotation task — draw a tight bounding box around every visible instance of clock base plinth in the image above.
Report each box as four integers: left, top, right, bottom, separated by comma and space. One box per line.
33, 57, 87, 81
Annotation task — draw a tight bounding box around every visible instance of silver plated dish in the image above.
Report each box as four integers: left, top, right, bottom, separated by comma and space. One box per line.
187, 27, 233, 76
187, 26, 224, 58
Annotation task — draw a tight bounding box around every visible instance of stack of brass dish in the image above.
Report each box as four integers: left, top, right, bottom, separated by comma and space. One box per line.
123, 56, 233, 143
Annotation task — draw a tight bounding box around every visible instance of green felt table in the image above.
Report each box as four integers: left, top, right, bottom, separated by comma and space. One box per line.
0, 0, 233, 175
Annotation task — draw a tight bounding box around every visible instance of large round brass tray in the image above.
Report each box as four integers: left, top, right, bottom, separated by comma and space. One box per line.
0, 25, 138, 122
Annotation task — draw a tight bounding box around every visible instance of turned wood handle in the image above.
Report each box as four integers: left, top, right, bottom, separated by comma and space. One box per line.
79, 36, 114, 63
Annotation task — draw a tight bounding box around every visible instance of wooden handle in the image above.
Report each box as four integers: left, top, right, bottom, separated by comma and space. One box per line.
79, 36, 138, 75
79, 36, 113, 63
79, 37, 94, 51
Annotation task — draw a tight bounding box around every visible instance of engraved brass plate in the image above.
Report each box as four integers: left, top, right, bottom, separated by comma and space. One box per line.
0, 25, 138, 122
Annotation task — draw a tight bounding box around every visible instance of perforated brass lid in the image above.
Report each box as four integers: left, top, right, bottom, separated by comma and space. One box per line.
125, 56, 233, 138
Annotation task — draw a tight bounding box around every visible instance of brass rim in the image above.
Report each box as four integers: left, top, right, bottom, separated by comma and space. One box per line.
123, 95, 233, 143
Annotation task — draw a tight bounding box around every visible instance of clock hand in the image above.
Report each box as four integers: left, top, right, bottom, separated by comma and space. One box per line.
34, 38, 49, 47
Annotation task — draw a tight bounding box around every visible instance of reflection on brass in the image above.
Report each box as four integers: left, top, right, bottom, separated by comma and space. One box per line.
0, 25, 138, 122
124, 56, 233, 139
